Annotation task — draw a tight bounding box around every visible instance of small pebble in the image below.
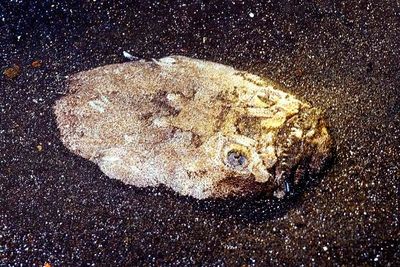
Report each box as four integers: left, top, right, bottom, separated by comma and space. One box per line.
3, 64, 20, 79
36, 144, 43, 152
31, 60, 43, 68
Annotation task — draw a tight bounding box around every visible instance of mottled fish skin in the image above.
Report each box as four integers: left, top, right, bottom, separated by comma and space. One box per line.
54, 56, 333, 199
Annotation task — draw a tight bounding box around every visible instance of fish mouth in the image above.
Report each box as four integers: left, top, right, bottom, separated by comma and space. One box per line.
270, 108, 333, 198
270, 158, 311, 198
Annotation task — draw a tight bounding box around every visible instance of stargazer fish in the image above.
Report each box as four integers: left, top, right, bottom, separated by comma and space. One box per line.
54, 56, 333, 199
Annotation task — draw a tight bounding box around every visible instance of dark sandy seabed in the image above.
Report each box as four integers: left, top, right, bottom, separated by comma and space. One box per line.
0, 1, 399, 266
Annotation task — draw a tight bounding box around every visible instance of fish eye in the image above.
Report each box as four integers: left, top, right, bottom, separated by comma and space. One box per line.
227, 150, 248, 168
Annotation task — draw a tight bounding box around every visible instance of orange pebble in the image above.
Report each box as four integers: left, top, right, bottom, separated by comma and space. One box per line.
3, 64, 20, 79
32, 60, 42, 68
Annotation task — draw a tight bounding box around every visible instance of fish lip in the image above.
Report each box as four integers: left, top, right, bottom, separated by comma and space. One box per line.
271, 160, 303, 198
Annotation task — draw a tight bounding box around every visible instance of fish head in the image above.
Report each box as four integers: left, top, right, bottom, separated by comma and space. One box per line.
190, 78, 333, 198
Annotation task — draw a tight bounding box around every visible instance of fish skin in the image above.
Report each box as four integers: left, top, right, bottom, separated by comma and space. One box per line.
54, 56, 333, 199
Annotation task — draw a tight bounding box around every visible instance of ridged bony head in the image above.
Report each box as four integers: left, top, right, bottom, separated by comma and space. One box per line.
176, 71, 333, 198
191, 109, 332, 198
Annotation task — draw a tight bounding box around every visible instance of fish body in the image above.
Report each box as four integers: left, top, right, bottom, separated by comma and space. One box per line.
54, 56, 332, 199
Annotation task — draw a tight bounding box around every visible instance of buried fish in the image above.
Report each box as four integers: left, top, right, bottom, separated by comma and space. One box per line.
54, 56, 333, 199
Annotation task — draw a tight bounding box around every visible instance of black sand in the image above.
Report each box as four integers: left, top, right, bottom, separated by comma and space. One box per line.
1, 1, 399, 265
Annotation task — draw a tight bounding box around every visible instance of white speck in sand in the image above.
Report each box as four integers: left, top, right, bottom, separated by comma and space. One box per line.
123, 51, 139, 61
